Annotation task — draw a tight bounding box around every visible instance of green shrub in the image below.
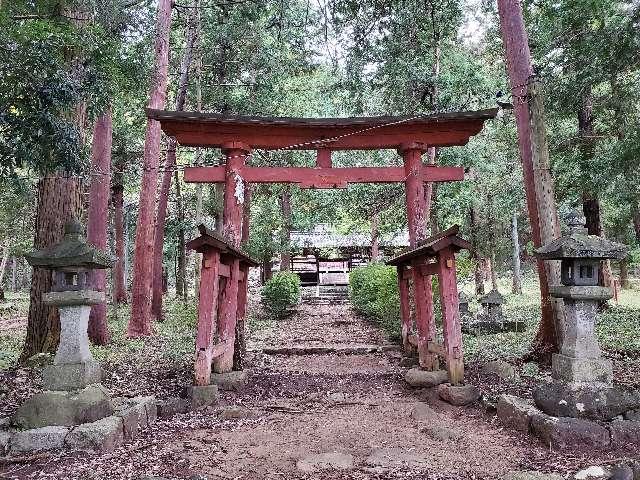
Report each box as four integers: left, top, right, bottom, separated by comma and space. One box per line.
349, 263, 401, 340
261, 271, 301, 317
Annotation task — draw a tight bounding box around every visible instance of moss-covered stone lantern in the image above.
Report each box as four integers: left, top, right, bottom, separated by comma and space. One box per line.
535, 210, 627, 386
25, 219, 114, 381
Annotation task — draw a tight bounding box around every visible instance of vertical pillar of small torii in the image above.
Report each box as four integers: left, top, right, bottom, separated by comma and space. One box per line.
400, 143, 438, 370
214, 142, 250, 373
437, 247, 464, 385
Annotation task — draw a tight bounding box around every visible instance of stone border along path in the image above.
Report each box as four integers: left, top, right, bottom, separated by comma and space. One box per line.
2, 303, 633, 480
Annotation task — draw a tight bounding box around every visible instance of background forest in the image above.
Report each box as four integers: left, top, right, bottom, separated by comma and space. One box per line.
0, 0, 639, 360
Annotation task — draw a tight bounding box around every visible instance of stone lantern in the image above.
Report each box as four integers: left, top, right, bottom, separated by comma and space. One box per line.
478, 289, 505, 322
532, 211, 637, 420
13, 220, 116, 428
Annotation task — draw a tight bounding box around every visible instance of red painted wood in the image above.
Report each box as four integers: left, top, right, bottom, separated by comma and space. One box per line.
156, 119, 487, 150
437, 247, 464, 385
316, 149, 332, 168
397, 266, 412, 354
403, 147, 438, 370
194, 249, 220, 386
213, 258, 240, 373
128, 0, 173, 338
184, 165, 463, 184
222, 144, 248, 246
87, 110, 112, 345
412, 260, 438, 370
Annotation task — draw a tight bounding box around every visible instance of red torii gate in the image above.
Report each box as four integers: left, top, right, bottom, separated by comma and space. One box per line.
149, 108, 496, 379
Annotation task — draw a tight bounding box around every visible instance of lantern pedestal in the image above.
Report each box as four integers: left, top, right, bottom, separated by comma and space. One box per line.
548, 285, 614, 386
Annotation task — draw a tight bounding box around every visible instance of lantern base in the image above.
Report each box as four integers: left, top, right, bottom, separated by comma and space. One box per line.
552, 353, 613, 385
43, 361, 103, 391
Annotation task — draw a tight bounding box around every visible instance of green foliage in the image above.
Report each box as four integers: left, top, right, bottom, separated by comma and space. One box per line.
349, 263, 401, 340
261, 271, 301, 318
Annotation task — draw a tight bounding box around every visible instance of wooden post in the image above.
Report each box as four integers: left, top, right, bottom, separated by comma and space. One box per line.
214, 142, 249, 373
222, 142, 249, 247
437, 247, 464, 385
213, 258, 240, 373
194, 249, 220, 385
397, 266, 412, 354
401, 144, 438, 370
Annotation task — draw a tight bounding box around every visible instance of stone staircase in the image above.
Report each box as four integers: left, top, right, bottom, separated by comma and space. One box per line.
301, 285, 349, 305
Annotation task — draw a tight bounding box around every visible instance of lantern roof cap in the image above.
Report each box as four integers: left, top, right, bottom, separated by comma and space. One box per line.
535, 210, 627, 261
478, 289, 505, 305
25, 219, 115, 269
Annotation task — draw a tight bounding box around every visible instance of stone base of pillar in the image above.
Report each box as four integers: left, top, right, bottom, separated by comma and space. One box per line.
11, 385, 114, 429
43, 361, 103, 391
551, 353, 613, 385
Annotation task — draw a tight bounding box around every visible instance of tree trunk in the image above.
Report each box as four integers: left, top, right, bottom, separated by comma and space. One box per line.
151, 9, 196, 320
633, 206, 640, 243
21, 176, 83, 361
11, 256, 17, 292
620, 259, 630, 290
511, 212, 522, 294
279, 188, 292, 271
87, 110, 113, 345
128, 0, 173, 337
112, 156, 127, 304
0, 244, 9, 286
469, 205, 485, 295
262, 254, 273, 283
174, 169, 187, 301
497, 0, 564, 362
371, 212, 380, 262
489, 255, 499, 291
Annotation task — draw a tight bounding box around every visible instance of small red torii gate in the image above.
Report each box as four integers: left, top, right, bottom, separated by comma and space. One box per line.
150, 108, 496, 380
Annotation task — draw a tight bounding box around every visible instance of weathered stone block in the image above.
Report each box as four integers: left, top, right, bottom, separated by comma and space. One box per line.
10, 426, 69, 454
552, 353, 613, 385
185, 385, 219, 409
533, 381, 640, 421
65, 416, 123, 452
437, 383, 480, 406
530, 413, 610, 449
115, 404, 141, 440
210, 370, 249, 391
623, 409, 640, 421
42, 361, 103, 391
497, 394, 540, 433
404, 368, 448, 388
609, 420, 640, 448
11, 385, 114, 429
129, 396, 157, 426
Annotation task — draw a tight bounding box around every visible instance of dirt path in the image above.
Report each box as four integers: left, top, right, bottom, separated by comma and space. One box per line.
3, 303, 577, 480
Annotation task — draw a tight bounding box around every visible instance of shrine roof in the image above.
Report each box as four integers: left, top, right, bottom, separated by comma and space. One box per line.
291, 224, 408, 249
386, 225, 472, 266
186, 225, 259, 266
147, 108, 498, 150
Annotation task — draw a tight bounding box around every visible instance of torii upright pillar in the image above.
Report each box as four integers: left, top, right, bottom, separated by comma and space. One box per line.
213, 142, 250, 373
400, 143, 438, 370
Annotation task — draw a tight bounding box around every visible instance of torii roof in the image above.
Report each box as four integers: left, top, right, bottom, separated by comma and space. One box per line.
386, 225, 472, 266
147, 108, 498, 150
186, 224, 259, 266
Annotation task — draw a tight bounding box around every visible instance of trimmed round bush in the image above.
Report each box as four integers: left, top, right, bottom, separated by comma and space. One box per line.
261, 271, 301, 318
349, 263, 401, 340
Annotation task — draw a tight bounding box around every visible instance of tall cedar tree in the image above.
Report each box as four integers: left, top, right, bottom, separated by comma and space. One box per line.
128, 0, 173, 336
